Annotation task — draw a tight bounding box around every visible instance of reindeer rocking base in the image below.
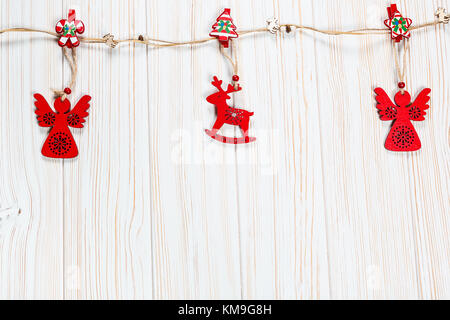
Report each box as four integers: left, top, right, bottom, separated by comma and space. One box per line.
205, 76, 256, 145
205, 129, 256, 144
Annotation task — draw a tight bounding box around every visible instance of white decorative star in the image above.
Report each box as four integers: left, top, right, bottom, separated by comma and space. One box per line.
436, 8, 450, 24
266, 17, 280, 34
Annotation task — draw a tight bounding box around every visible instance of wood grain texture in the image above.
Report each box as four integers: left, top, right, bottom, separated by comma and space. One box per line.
0, 0, 448, 299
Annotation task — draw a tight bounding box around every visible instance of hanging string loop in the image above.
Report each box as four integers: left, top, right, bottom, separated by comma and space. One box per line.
52, 47, 78, 101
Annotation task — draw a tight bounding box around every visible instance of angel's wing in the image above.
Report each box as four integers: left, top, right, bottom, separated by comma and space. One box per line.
34, 94, 56, 127
374, 88, 397, 120
66, 95, 91, 128
408, 88, 430, 121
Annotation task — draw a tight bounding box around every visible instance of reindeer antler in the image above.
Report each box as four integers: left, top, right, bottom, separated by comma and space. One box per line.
211, 76, 224, 91
226, 83, 242, 93
210, 76, 242, 93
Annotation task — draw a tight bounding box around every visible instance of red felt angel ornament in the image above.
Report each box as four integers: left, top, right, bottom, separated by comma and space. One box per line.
34, 94, 91, 158
375, 87, 430, 152
375, 4, 431, 152
34, 9, 91, 159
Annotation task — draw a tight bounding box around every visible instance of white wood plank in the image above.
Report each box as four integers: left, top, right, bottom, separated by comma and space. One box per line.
0, 0, 64, 299
404, 0, 450, 300
62, 0, 153, 299
234, 0, 330, 299
311, 0, 449, 299
147, 1, 242, 299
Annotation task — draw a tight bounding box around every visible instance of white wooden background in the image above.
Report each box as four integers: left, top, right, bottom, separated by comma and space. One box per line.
0, 0, 448, 300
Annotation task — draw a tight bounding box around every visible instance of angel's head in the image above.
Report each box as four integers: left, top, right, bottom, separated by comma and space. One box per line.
394, 91, 411, 107
54, 97, 71, 113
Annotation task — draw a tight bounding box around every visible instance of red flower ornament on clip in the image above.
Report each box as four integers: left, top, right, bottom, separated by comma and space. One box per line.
384, 4, 412, 42
209, 8, 238, 48
34, 94, 91, 158
55, 9, 85, 48
374, 86, 430, 152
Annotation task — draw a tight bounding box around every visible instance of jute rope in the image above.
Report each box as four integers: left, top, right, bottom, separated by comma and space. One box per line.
220, 42, 238, 75
0, 21, 442, 48
0, 20, 442, 95
219, 40, 240, 90
393, 40, 411, 93
52, 47, 77, 101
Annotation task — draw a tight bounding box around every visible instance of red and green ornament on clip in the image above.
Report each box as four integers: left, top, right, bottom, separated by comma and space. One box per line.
375, 4, 430, 152
34, 9, 91, 159
206, 8, 256, 144
209, 8, 238, 48
55, 9, 85, 48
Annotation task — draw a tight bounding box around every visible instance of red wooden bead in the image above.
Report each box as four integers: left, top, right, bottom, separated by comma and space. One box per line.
398, 82, 406, 89
64, 88, 72, 95
232, 75, 239, 82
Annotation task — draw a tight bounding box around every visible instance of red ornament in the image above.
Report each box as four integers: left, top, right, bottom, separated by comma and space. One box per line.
55, 9, 85, 48
374, 87, 430, 152
209, 8, 238, 48
205, 76, 255, 144
232, 75, 239, 82
64, 87, 72, 95
384, 4, 412, 42
34, 94, 91, 158
398, 82, 405, 89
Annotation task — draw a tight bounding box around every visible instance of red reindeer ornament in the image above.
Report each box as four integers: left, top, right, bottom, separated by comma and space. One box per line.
375, 87, 430, 152
205, 76, 255, 144
34, 94, 91, 158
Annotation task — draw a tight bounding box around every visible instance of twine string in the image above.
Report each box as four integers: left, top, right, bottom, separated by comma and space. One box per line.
52, 47, 77, 100
220, 43, 238, 75
0, 21, 442, 48
231, 40, 239, 89
393, 39, 411, 93
0, 19, 441, 97
232, 40, 238, 77
220, 40, 240, 89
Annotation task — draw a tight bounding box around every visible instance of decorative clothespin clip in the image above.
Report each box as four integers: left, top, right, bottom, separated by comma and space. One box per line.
384, 4, 412, 42
55, 9, 85, 48
436, 8, 450, 24
266, 17, 281, 34
209, 8, 238, 48
103, 34, 118, 48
